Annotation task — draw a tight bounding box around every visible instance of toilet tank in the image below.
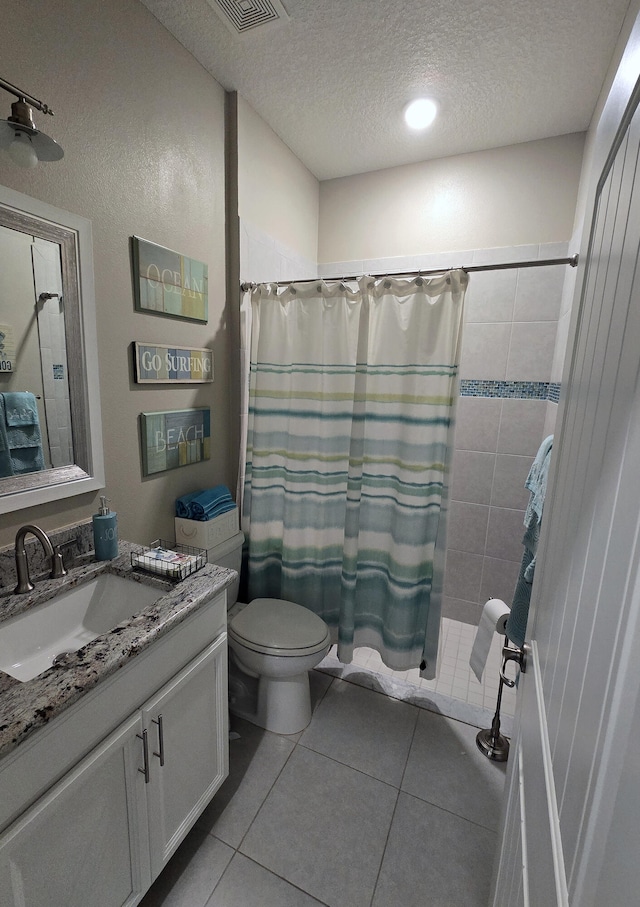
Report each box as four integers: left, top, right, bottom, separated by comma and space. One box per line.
206, 530, 244, 605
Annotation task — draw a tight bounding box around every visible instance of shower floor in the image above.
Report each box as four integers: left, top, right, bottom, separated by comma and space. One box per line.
317, 617, 517, 733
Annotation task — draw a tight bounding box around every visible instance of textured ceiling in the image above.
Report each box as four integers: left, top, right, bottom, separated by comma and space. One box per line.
140, 0, 631, 180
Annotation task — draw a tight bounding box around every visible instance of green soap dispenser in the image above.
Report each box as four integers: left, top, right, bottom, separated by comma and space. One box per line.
93, 495, 118, 560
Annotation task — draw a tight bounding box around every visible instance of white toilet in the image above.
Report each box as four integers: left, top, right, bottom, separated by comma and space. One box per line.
207, 531, 331, 735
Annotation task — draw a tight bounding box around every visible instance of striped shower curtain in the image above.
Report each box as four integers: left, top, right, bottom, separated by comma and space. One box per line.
241, 271, 467, 677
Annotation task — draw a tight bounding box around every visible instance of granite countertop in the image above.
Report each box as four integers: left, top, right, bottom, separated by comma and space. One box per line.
0, 543, 235, 759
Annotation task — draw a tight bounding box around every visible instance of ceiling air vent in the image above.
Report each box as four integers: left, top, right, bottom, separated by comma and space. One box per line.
208, 0, 289, 35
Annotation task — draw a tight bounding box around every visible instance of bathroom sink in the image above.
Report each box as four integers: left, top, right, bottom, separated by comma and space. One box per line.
0, 573, 161, 682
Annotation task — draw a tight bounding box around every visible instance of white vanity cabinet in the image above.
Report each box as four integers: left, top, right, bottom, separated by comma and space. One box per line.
143, 634, 228, 880
0, 712, 149, 907
0, 605, 229, 907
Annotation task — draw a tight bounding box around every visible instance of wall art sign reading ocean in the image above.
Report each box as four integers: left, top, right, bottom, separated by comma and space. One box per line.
132, 236, 208, 323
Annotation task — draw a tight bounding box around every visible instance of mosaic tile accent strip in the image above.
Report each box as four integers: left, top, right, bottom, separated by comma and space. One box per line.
460, 380, 560, 401
548, 383, 561, 403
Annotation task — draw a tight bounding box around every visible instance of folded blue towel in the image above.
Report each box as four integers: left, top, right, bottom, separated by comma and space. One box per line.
175, 491, 201, 518
190, 485, 234, 520
192, 500, 236, 522
175, 485, 235, 520
2, 391, 39, 426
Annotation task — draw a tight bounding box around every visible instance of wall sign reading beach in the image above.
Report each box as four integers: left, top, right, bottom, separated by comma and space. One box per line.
140, 407, 210, 476
132, 236, 208, 323
134, 341, 213, 384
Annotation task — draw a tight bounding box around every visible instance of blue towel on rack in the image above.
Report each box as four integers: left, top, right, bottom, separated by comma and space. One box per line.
0, 397, 13, 477
505, 436, 553, 648
524, 434, 553, 527
506, 517, 540, 649
2, 391, 39, 426
523, 436, 553, 580
10, 445, 46, 474
0, 392, 45, 474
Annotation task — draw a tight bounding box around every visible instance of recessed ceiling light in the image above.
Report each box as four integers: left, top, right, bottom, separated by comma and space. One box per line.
404, 98, 438, 131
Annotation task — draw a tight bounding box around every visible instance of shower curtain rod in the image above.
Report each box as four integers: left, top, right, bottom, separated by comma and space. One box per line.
240, 253, 579, 291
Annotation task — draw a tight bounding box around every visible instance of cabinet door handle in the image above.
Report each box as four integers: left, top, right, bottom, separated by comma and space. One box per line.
152, 714, 165, 767
137, 729, 150, 783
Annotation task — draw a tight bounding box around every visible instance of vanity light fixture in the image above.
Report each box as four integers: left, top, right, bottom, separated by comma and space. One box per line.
404, 97, 438, 131
0, 76, 64, 168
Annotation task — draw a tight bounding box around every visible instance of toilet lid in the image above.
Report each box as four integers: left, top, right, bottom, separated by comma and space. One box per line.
230, 598, 330, 651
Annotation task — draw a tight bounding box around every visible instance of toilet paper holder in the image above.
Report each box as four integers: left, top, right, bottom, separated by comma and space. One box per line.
476, 640, 529, 762
500, 640, 528, 687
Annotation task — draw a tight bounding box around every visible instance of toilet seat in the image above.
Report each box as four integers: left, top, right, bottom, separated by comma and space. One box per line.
229, 598, 331, 658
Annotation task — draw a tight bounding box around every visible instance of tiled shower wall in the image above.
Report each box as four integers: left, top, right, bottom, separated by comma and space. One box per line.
244, 231, 570, 626
445, 244, 567, 624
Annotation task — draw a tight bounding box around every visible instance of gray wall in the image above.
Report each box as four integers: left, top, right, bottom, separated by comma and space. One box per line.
0, 0, 228, 548
446, 248, 566, 623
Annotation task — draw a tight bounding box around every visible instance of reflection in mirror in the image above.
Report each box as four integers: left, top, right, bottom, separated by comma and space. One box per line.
0, 224, 73, 476
0, 187, 104, 514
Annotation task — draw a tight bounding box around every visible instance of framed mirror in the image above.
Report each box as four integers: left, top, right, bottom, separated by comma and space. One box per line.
0, 186, 104, 514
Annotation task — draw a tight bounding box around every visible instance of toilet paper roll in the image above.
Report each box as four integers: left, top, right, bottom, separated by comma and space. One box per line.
469, 598, 510, 682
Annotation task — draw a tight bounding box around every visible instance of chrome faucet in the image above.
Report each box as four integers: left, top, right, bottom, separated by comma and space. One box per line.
14, 524, 67, 594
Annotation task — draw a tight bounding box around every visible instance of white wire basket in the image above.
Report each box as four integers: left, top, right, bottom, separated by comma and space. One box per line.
130, 539, 206, 581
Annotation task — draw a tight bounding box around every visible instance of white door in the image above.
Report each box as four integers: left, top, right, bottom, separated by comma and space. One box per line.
144, 634, 229, 881
491, 44, 640, 907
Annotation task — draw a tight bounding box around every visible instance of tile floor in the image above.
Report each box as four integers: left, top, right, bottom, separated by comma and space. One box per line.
140, 623, 510, 907
346, 617, 517, 722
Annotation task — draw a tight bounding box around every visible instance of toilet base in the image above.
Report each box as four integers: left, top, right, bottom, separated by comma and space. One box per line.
228, 650, 314, 734
227, 619, 331, 734
257, 671, 312, 734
